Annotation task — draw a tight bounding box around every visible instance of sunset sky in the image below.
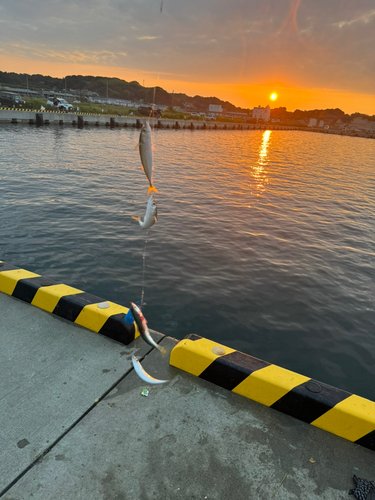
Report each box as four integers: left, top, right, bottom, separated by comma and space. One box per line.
1, 0, 374, 114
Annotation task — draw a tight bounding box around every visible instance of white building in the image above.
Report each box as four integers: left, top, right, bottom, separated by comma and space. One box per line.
308, 118, 317, 127
252, 105, 270, 122
208, 104, 223, 115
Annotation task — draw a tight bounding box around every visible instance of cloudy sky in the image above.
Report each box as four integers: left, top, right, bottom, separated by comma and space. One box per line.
1, 0, 374, 114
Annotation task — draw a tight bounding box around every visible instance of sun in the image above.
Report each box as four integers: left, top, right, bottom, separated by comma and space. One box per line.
270, 93, 278, 101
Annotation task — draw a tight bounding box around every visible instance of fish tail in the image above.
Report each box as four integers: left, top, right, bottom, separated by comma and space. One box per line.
157, 345, 167, 356
131, 216, 141, 221
148, 186, 159, 195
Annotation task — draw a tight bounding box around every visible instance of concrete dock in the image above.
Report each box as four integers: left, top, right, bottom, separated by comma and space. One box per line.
0, 291, 374, 499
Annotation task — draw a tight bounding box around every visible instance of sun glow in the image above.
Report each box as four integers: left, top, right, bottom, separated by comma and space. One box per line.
270, 93, 278, 101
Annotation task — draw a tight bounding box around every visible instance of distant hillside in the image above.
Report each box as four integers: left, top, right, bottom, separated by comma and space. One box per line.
271, 106, 375, 124
0, 71, 250, 113
1, 72, 374, 124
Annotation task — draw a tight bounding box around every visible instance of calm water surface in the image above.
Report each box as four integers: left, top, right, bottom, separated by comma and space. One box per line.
1, 124, 374, 400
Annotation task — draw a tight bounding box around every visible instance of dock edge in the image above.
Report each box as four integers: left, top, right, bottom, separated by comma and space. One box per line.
170, 333, 375, 452
0, 260, 137, 345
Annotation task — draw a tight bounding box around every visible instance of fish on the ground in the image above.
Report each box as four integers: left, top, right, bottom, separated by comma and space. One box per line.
132, 355, 169, 384
132, 194, 157, 229
136, 121, 158, 195
129, 301, 166, 354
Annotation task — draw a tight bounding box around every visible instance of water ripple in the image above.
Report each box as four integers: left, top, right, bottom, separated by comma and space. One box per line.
1, 125, 375, 400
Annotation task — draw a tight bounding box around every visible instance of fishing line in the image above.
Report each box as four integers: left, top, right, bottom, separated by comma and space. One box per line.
140, 75, 158, 308
140, 230, 149, 309
138, 3, 162, 312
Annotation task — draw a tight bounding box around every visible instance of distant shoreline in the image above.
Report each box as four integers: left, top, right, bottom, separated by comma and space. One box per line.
0, 108, 373, 139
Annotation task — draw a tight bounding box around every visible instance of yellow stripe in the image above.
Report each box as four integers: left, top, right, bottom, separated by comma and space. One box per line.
233, 365, 310, 407
31, 284, 84, 313
134, 322, 140, 339
169, 338, 236, 377
74, 301, 130, 332
311, 394, 375, 442
0, 270, 40, 295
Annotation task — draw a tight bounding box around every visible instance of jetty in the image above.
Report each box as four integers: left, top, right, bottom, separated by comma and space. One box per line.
0, 261, 374, 499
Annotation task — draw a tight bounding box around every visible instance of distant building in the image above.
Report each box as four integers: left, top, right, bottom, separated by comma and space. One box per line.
88, 97, 134, 107
308, 118, 317, 127
223, 111, 249, 119
209, 104, 223, 115
252, 105, 270, 122
319, 120, 324, 128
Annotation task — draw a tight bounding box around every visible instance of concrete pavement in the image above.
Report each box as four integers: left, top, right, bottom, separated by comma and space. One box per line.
0, 292, 374, 499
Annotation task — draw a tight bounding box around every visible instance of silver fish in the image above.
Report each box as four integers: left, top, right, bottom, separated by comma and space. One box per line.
132, 194, 157, 229
137, 121, 158, 195
129, 302, 166, 354
132, 355, 169, 384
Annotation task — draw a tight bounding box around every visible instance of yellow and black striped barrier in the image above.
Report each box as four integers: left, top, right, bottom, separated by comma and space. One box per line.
170, 334, 375, 452
0, 261, 137, 345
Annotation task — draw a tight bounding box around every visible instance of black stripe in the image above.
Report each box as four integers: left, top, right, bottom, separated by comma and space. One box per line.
0, 261, 20, 272
271, 379, 351, 423
185, 333, 202, 341
53, 292, 104, 322
355, 430, 375, 452
199, 351, 270, 391
99, 313, 135, 345
12, 276, 58, 303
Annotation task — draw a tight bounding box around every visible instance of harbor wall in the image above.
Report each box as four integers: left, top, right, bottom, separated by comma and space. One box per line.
0, 108, 295, 131
1, 108, 374, 138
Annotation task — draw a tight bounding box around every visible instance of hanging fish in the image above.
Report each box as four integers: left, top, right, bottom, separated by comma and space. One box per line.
132, 194, 157, 229
129, 301, 166, 354
136, 121, 158, 195
132, 355, 169, 384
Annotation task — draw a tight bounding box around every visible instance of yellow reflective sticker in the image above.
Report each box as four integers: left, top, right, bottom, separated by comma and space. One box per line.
75, 301, 129, 332
233, 364, 310, 406
0, 269, 40, 295
32, 284, 84, 312
170, 338, 236, 376
311, 394, 375, 442
134, 321, 140, 339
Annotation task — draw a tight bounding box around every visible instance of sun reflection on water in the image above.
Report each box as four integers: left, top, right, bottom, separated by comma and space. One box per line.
253, 130, 271, 194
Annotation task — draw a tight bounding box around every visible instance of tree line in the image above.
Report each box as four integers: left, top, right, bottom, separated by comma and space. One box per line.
0, 71, 249, 113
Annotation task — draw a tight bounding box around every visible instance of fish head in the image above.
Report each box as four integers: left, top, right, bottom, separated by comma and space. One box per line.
140, 122, 151, 142
129, 301, 140, 316
129, 301, 146, 325
149, 194, 158, 216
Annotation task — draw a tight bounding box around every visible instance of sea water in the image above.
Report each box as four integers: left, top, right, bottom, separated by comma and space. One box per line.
0, 124, 374, 400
